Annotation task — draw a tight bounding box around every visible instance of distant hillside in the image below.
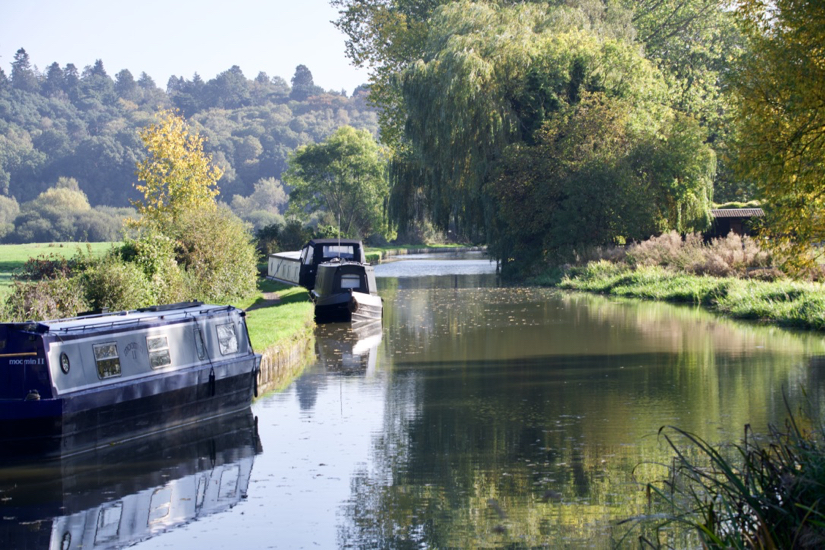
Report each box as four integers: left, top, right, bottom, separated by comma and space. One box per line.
0, 50, 377, 209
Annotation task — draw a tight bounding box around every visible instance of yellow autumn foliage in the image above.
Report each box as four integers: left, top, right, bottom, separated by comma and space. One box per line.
130, 111, 221, 228
734, 0, 825, 274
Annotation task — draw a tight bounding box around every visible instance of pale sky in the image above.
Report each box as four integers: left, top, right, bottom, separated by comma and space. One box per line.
0, 0, 370, 95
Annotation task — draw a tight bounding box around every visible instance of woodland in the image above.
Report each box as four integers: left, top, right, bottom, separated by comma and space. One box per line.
333, 0, 823, 275
0, 54, 377, 243
0, 0, 823, 279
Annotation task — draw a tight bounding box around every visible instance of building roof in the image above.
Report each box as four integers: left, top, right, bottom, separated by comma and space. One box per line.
711, 208, 764, 218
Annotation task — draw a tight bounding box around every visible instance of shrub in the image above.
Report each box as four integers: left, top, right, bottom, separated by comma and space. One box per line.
81, 257, 155, 312
256, 219, 312, 255
625, 231, 776, 278
119, 232, 189, 305
2, 278, 89, 321
13, 252, 86, 282
173, 206, 258, 302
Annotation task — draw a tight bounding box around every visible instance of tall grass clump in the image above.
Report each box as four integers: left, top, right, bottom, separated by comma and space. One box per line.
626, 400, 825, 548
626, 231, 774, 278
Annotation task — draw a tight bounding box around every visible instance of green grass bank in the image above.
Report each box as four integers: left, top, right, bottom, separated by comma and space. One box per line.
538, 260, 825, 331
0, 243, 316, 391
233, 278, 314, 352
234, 278, 315, 396
0, 242, 115, 294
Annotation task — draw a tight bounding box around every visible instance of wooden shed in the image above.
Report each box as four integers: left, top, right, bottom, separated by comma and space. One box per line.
706, 208, 764, 239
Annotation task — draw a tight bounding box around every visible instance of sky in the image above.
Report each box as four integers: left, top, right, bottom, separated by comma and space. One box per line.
0, 0, 371, 95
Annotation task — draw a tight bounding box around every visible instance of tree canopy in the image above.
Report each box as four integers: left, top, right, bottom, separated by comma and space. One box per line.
285, 126, 391, 240
132, 111, 221, 228
732, 0, 825, 274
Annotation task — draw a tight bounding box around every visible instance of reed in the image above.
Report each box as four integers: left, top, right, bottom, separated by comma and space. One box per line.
623, 399, 825, 548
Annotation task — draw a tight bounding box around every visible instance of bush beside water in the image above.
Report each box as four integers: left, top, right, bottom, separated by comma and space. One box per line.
0, 207, 259, 321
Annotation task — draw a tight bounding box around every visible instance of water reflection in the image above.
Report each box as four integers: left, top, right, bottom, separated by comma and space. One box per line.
338, 263, 825, 548
0, 409, 260, 549
127, 256, 825, 549
315, 320, 384, 376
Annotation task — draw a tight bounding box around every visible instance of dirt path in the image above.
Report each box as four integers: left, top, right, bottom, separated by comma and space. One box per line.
246, 291, 281, 311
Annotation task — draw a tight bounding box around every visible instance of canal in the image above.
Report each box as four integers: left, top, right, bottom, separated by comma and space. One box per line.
4, 252, 825, 548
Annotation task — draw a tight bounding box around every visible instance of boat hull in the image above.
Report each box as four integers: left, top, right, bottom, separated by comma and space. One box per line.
0, 356, 258, 459
0, 303, 261, 460
314, 291, 383, 324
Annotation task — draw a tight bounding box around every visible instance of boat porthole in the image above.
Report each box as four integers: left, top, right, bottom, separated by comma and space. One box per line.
60, 352, 70, 374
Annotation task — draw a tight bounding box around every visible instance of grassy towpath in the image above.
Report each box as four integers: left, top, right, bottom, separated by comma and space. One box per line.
233, 278, 314, 352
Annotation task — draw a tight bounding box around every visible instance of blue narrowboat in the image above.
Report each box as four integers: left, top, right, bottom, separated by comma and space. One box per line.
0, 301, 260, 457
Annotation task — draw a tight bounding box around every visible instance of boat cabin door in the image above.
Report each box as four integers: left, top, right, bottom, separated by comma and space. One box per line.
299, 244, 316, 289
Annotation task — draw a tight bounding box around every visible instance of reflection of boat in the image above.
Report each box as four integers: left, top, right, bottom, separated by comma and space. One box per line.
0, 408, 261, 549
315, 320, 383, 375
267, 239, 382, 324
0, 302, 261, 458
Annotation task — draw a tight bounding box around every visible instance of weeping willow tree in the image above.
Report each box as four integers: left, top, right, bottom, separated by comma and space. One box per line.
391, 1, 713, 249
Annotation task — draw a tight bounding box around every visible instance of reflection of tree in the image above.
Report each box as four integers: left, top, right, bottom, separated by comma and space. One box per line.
337, 286, 825, 546
294, 371, 321, 411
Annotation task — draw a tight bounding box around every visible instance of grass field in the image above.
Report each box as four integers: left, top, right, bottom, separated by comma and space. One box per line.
0, 242, 116, 293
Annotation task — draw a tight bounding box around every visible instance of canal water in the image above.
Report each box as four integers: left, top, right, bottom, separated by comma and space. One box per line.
3, 252, 825, 548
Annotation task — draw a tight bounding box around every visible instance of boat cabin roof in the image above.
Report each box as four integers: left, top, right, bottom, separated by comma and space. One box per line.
306, 238, 364, 246
3, 302, 237, 335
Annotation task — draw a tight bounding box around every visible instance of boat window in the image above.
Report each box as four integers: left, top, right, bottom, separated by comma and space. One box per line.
323, 245, 354, 260
196, 475, 208, 512
219, 465, 242, 500
147, 335, 171, 369
340, 274, 361, 289
217, 323, 238, 355
194, 327, 207, 360
93, 342, 121, 379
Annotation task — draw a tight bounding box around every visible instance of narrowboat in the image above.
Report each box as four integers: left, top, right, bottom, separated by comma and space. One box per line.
311, 259, 383, 323
268, 238, 367, 290
267, 239, 382, 324
0, 301, 260, 457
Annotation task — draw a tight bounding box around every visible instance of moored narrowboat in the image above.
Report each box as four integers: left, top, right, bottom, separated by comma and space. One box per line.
0, 301, 260, 457
311, 260, 383, 324
268, 238, 367, 291
267, 239, 383, 324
